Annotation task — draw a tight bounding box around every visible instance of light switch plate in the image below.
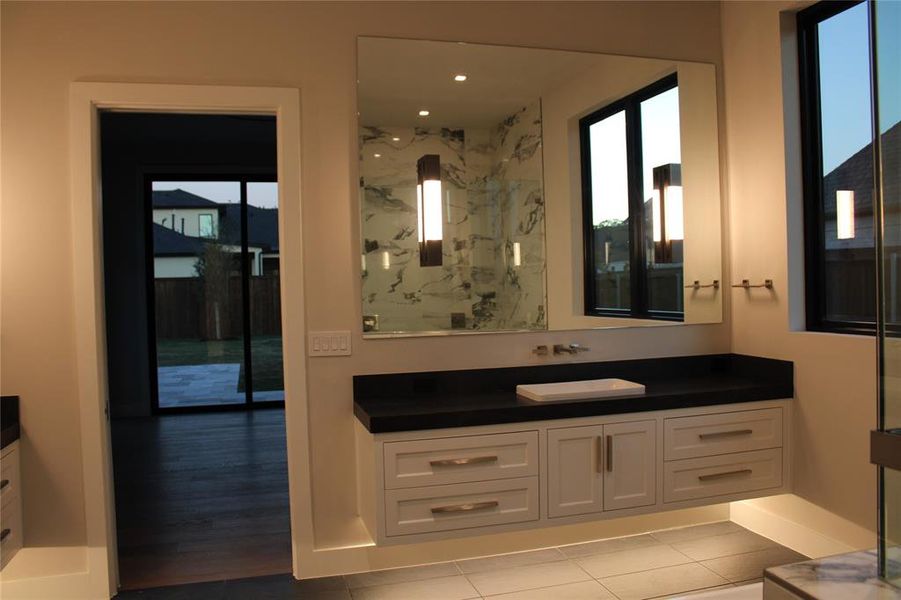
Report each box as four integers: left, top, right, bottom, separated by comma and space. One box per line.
308, 331, 352, 356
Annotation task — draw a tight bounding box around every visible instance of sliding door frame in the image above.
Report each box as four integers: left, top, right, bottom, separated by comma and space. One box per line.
143, 171, 283, 414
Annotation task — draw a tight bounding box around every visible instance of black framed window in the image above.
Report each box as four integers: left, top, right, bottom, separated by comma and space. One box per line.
799, 0, 876, 334
580, 74, 684, 321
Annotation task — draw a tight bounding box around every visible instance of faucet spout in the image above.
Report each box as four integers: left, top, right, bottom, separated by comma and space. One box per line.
553, 343, 590, 355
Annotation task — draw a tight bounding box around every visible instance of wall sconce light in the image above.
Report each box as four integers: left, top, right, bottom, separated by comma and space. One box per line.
513, 242, 522, 268
836, 190, 855, 240
381, 250, 391, 270
417, 154, 443, 267
652, 163, 683, 264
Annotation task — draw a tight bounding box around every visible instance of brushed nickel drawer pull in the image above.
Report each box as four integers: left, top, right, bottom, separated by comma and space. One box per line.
0, 528, 10, 543
429, 455, 498, 468
0, 479, 8, 490
606, 434, 613, 472
698, 468, 753, 482
596, 436, 603, 474
430, 500, 499, 514
699, 429, 753, 440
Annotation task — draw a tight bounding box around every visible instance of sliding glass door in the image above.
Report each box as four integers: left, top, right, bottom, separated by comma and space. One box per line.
874, 0, 901, 586
148, 176, 282, 411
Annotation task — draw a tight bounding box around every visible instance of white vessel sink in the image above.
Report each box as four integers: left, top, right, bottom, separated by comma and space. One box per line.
516, 378, 645, 402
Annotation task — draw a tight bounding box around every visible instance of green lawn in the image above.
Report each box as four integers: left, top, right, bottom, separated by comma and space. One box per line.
156, 335, 284, 392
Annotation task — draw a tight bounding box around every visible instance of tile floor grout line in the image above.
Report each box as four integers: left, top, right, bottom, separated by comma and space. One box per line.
453, 562, 483, 599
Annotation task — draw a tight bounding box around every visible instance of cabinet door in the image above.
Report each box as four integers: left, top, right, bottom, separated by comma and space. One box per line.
547, 425, 604, 518
603, 420, 656, 511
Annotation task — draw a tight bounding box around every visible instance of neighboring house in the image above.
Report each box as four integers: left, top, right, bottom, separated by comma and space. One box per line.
821, 120, 900, 252
152, 189, 279, 278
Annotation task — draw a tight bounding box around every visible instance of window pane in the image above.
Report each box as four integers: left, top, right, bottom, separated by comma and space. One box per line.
640, 85, 683, 314
151, 181, 246, 408
817, 1, 875, 324
247, 181, 284, 403
588, 110, 630, 311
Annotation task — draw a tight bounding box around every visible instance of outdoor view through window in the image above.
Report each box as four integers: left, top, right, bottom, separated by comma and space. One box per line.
150, 180, 283, 409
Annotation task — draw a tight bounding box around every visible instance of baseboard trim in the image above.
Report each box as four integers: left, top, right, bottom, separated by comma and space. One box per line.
730, 495, 875, 558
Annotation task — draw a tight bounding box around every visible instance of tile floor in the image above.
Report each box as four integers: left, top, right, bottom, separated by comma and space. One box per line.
115, 521, 807, 600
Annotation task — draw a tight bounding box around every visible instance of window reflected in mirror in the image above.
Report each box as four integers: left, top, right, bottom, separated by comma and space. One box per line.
581, 74, 684, 321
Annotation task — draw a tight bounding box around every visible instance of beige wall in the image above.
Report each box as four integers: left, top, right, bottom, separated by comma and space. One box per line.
721, 0, 877, 532
0, 0, 727, 559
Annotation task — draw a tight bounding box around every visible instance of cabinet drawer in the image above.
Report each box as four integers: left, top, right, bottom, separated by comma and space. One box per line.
385, 477, 538, 537
0, 445, 20, 509
0, 493, 22, 570
384, 431, 538, 489
664, 408, 782, 460
664, 448, 782, 503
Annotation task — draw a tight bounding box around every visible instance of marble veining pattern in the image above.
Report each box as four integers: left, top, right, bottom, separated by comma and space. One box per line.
359, 101, 546, 333
765, 549, 901, 599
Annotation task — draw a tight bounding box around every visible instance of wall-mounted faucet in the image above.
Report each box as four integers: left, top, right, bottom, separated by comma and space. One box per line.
553, 343, 590, 355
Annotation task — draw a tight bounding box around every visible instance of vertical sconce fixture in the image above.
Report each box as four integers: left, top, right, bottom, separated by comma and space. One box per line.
417, 154, 443, 267
513, 242, 522, 268
381, 250, 391, 270
652, 163, 683, 264
836, 190, 855, 240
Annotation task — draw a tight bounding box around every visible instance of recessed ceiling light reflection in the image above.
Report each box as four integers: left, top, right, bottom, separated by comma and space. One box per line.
418, 110, 430, 117
454, 74, 467, 82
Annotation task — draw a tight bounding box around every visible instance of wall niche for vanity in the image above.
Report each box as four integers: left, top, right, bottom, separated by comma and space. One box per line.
357, 37, 723, 335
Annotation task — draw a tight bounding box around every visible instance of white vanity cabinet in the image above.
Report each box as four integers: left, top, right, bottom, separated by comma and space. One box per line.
603, 420, 657, 511
546, 420, 655, 518
547, 424, 604, 517
0, 441, 23, 570
355, 399, 791, 546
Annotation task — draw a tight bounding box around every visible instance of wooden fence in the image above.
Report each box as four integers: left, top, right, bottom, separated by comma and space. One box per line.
154, 275, 282, 340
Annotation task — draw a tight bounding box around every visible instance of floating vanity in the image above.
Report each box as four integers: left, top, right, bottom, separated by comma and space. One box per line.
1, 396, 22, 570
354, 354, 793, 545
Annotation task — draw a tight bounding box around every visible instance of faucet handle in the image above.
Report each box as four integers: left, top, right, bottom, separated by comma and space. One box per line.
569, 343, 590, 353
532, 345, 549, 356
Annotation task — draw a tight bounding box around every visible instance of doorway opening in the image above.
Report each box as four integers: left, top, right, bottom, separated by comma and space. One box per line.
100, 112, 291, 590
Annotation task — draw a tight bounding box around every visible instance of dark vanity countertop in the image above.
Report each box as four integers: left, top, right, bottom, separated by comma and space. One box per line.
353, 354, 793, 433
1, 395, 20, 450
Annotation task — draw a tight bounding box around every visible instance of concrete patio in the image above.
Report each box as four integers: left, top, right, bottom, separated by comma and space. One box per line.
157, 363, 284, 408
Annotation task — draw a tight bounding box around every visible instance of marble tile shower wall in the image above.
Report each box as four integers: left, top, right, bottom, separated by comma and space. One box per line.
359, 101, 546, 333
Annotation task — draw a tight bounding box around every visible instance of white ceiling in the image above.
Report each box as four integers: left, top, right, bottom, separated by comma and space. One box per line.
357, 37, 607, 129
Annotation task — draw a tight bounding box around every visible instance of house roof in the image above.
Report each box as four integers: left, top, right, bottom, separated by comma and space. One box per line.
152, 223, 207, 257
822, 120, 901, 249
152, 189, 223, 209
152, 188, 280, 254
222, 204, 280, 253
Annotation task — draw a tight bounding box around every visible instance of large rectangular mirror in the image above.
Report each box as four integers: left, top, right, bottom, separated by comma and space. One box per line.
358, 37, 722, 336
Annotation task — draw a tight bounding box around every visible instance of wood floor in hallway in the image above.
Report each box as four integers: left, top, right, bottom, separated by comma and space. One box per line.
111, 408, 291, 590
